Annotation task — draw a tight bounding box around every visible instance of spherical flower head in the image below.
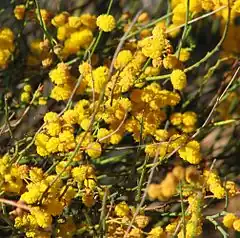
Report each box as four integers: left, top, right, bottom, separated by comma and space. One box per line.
170, 112, 182, 126
82, 189, 96, 207
179, 140, 202, 164
223, 213, 238, 228
45, 122, 61, 137
179, 48, 190, 62
114, 50, 133, 69
135, 215, 150, 229
86, 142, 102, 159
46, 137, 60, 153
114, 201, 130, 217
147, 183, 162, 200
80, 118, 91, 131
31, 207, 52, 228
68, 16, 82, 28
62, 109, 78, 125
51, 12, 69, 27
96, 14, 116, 32
172, 165, 185, 181
182, 111, 197, 126
79, 62, 92, 76
233, 219, 240, 232
154, 129, 169, 142
49, 63, 71, 85
44, 112, 59, 123
163, 54, 180, 69
92, 66, 109, 94
29, 167, 44, 183
23, 84, 32, 92
14, 5, 25, 20
35, 133, 49, 147
20, 92, 30, 103
50, 84, 72, 101
148, 226, 164, 238
72, 165, 93, 183
170, 69, 187, 90
225, 181, 237, 197
80, 14, 97, 30
97, 128, 110, 143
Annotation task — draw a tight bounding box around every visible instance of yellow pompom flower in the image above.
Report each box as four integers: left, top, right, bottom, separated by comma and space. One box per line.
14, 5, 25, 20
46, 137, 60, 153
45, 122, 61, 137
96, 14, 116, 32
20, 92, 31, 103
147, 226, 164, 238
170, 69, 187, 90
163, 54, 180, 69
31, 207, 52, 228
179, 140, 202, 164
225, 181, 237, 197
38, 97, 47, 105
223, 213, 238, 228
68, 16, 82, 28
82, 189, 95, 207
51, 12, 69, 27
179, 48, 191, 62
114, 50, 133, 69
62, 109, 78, 125
49, 63, 71, 85
91, 66, 109, 93
44, 112, 59, 123
114, 201, 130, 217
86, 142, 102, 158
135, 215, 150, 229
56, 161, 71, 177
170, 112, 182, 126
80, 118, 91, 131
79, 62, 92, 76
233, 219, 240, 232
182, 111, 197, 126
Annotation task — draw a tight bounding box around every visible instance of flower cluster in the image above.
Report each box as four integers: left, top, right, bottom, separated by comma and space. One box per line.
0, 28, 15, 69
0, 1, 239, 237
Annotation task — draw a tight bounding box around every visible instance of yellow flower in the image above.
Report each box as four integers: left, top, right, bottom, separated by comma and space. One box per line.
31, 207, 52, 228
20, 92, 31, 103
179, 48, 190, 62
45, 122, 61, 137
68, 16, 82, 28
114, 201, 130, 217
44, 112, 59, 123
223, 213, 238, 228
96, 14, 116, 32
49, 63, 71, 85
82, 189, 95, 207
38, 96, 47, 105
147, 227, 164, 238
182, 111, 197, 126
86, 142, 102, 158
46, 137, 60, 153
225, 181, 237, 197
79, 62, 92, 76
114, 50, 133, 69
233, 219, 240, 232
179, 140, 202, 164
14, 5, 25, 20
170, 112, 182, 126
170, 69, 187, 90
51, 12, 69, 27
135, 215, 150, 229
91, 66, 109, 93
62, 109, 78, 125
